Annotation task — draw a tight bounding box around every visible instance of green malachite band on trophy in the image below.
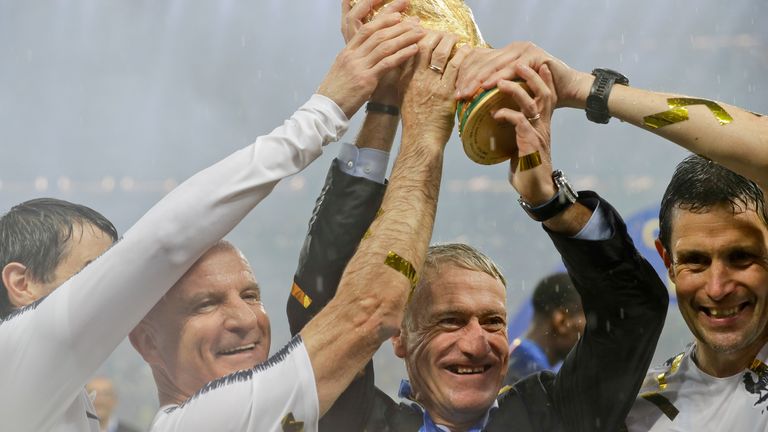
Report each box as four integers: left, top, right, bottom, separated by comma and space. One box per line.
458, 88, 496, 136
458, 82, 531, 165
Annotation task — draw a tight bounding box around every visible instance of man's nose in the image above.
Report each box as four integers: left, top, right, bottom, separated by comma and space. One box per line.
704, 260, 737, 301
457, 318, 491, 358
223, 299, 260, 331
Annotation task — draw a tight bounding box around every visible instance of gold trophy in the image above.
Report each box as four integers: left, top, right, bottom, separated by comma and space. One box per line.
351, 0, 528, 165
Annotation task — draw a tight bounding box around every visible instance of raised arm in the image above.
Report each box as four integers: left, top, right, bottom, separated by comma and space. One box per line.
0, 12, 422, 432
481, 63, 667, 432
288, 0, 412, 337
455, 42, 768, 189
300, 36, 469, 416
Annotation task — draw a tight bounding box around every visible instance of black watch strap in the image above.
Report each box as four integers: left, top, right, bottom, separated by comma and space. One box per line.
585, 68, 629, 124
518, 170, 579, 222
366, 101, 400, 116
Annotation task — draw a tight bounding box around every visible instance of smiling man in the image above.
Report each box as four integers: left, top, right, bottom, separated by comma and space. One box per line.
288, 36, 668, 431
625, 155, 768, 430
130, 241, 272, 405
453, 40, 768, 431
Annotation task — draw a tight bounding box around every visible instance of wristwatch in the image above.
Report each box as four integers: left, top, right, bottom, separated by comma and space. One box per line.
585, 68, 629, 124
518, 170, 578, 222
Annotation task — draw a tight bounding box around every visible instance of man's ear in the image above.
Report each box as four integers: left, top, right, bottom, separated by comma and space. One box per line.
129, 323, 162, 365
551, 309, 568, 335
2, 262, 39, 308
655, 239, 675, 281
391, 329, 406, 359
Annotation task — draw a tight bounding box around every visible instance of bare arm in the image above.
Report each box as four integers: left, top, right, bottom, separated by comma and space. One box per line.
300, 33, 469, 416
456, 42, 768, 190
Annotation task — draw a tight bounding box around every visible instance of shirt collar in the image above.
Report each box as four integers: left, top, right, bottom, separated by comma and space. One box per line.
398, 379, 499, 432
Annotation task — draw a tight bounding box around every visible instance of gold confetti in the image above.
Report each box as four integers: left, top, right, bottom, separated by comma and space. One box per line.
644, 98, 733, 129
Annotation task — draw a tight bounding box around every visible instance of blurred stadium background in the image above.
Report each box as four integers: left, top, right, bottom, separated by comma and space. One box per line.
0, 0, 766, 427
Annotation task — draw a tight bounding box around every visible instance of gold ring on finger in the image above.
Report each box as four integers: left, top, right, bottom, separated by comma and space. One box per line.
526, 113, 541, 122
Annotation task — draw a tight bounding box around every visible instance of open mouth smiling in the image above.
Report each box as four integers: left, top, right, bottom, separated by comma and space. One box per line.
446, 365, 491, 375
699, 302, 750, 319
217, 343, 256, 356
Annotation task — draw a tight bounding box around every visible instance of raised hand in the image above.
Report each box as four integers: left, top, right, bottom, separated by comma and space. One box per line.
494, 63, 557, 204
318, 10, 424, 119
456, 42, 591, 110
399, 31, 469, 148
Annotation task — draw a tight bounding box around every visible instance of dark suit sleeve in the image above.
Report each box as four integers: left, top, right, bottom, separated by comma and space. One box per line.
286, 158, 386, 431
544, 191, 669, 432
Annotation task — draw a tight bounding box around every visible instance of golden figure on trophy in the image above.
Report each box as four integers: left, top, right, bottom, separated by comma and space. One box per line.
350, 0, 529, 165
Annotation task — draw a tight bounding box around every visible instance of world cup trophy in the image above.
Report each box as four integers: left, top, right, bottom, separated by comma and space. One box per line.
351, 0, 529, 165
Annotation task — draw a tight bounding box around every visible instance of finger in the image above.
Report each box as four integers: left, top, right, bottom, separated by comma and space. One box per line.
371, 38, 420, 78
378, 0, 409, 15
342, 0, 353, 20
347, 0, 379, 20
443, 44, 471, 85
415, 31, 443, 70
429, 33, 458, 73
365, 24, 424, 69
342, 0, 378, 42
358, 15, 419, 58
498, 79, 538, 120
514, 64, 552, 117
347, 11, 404, 50
458, 50, 517, 98
538, 64, 558, 111
493, 108, 537, 147
480, 64, 518, 90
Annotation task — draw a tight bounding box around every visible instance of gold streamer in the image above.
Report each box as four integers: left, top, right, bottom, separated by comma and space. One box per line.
384, 251, 419, 296
517, 151, 542, 172
749, 358, 768, 377
644, 98, 733, 129
656, 352, 683, 390
639, 392, 680, 421
281, 413, 305, 432
290, 282, 313, 309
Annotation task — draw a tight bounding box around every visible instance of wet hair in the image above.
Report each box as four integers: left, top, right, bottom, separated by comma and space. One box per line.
531, 272, 581, 317
403, 243, 506, 331
0, 198, 118, 317
420, 243, 506, 288
658, 154, 766, 252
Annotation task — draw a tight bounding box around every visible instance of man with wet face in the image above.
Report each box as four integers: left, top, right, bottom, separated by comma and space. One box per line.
130, 241, 272, 405
453, 40, 768, 431
392, 244, 510, 428
625, 155, 768, 430
289, 28, 669, 432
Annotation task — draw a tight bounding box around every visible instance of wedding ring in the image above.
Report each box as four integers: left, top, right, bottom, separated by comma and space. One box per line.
518, 150, 543, 172
428, 64, 444, 74
527, 113, 541, 122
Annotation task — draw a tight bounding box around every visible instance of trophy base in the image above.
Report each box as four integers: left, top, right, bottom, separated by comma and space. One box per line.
457, 84, 529, 165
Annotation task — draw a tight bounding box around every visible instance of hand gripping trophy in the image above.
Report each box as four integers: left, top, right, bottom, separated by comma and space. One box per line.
351, 0, 529, 165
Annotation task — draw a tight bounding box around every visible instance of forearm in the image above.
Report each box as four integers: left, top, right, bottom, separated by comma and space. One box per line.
302, 134, 444, 415
610, 85, 768, 188
355, 109, 400, 151
0, 94, 347, 425
567, 72, 768, 188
